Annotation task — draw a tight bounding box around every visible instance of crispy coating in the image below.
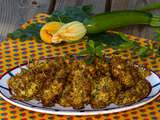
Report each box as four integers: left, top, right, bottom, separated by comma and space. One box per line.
40, 69, 67, 106
130, 65, 151, 80
8, 68, 46, 100
64, 61, 91, 109
58, 82, 71, 107
91, 76, 116, 109
90, 62, 122, 109
39, 60, 68, 106
58, 61, 92, 108
8, 69, 33, 99
8, 56, 151, 109
110, 56, 137, 87
110, 56, 151, 105
115, 80, 151, 105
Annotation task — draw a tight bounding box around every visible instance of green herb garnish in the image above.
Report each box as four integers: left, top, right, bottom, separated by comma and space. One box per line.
7, 23, 44, 42
78, 40, 103, 64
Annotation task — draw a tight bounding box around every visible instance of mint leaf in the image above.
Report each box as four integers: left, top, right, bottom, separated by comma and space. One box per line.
95, 45, 103, 57
87, 47, 95, 55
88, 40, 95, 49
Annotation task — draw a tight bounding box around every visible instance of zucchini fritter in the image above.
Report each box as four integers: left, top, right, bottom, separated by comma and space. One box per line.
115, 80, 151, 105
110, 56, 151, 105
64, 61, 91, 109
90, 61, 122, 109
91, 76, 116, 109
110, 56, 136, 87
8, 68, 45, 100
40, 69, 67, 106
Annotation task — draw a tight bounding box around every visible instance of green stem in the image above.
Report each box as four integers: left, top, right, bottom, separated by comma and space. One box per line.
138, 2, 160, 11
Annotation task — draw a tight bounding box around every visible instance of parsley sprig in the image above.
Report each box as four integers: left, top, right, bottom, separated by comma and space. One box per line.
78, 40, 103, 64
7, 23, 44, 42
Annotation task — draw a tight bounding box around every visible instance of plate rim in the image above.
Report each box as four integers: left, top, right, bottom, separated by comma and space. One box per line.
0, 61, 160, 115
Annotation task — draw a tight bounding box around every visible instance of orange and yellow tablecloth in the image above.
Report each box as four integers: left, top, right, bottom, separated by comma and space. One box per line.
0, 13, 160, 120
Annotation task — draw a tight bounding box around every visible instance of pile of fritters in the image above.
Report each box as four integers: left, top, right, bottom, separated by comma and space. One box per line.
8, 56, 151, 109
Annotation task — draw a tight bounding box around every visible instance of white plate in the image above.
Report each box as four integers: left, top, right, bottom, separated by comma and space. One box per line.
0, 64, 160, 115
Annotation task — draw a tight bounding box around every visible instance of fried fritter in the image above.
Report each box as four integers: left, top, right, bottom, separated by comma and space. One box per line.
67, 71, 91, 109
39, 59, 68, 106
40, 69, 67, 106
58, 60, 93, 108
90, 62, 122, 109
110, 56, 151, 105
8, 60, 68, 103
8, 68, 33, 99
64, 61, 91, 109
110, 56, 137, 88
115, 80, 151, 105
8, 68, 46, 100
91, 76, 114, 109
24, 73, 45, 99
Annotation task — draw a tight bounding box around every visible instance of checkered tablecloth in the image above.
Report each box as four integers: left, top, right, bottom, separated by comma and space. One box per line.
0, 13, 160, 120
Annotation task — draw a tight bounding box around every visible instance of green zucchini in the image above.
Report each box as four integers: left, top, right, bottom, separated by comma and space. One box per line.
83, 10, 160, 34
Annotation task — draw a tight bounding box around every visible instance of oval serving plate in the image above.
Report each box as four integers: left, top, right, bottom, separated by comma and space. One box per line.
0, 62, 160, 116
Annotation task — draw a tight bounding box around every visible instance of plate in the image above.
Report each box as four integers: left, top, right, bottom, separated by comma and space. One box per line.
0, 63, 160, 115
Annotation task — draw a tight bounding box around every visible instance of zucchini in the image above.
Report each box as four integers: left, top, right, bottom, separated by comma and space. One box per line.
83, 10, 160, 34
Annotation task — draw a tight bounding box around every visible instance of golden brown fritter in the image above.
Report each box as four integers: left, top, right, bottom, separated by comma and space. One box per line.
8, 68, 33, 100
40, 69, 67, 106
38, 59, 68, 106
91, 76, 116, 109
64, 61, 91, 109
109, 56, 151, 105
58, 61, 90, 109
8, 60, 68, 103
90, 61, 122, 109
115, 80, 151, 105
58, 60, 93, 108
110, 56, 137, 87
8, 68, 47, 100
23, 73, 45, 99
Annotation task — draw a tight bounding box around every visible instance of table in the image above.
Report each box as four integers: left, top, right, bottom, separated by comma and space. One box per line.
0, 13, 160, 120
